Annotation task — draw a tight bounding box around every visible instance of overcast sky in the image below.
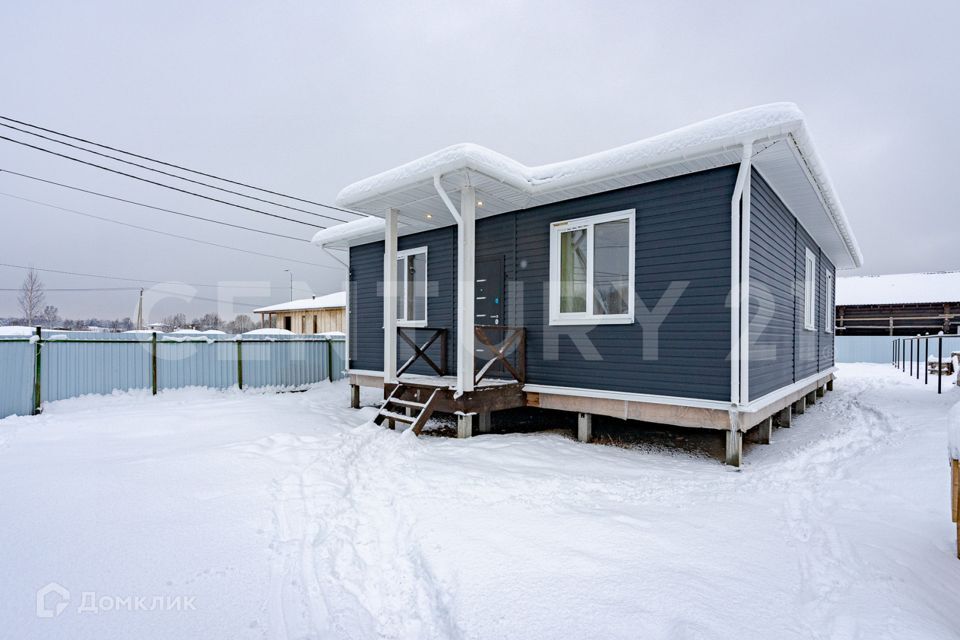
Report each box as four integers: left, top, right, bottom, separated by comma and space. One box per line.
1, 1, 957, 322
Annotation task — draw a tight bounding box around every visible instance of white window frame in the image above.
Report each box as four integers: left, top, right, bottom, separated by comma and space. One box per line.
824, 271, 834, 333
549, 209, 636, 326
803, 248, 816, 331
396, 246, 428, 328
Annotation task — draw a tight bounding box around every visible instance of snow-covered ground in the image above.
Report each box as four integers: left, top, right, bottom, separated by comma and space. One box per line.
1, 364, 958, 639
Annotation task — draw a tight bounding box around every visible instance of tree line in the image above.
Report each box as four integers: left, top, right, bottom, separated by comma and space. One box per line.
6, 268, 262, 334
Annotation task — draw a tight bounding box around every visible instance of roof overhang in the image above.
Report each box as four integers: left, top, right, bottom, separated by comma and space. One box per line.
322, 103, 862, 268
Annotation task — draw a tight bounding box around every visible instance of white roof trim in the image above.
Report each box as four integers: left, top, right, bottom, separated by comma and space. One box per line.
330, 102, 862, 268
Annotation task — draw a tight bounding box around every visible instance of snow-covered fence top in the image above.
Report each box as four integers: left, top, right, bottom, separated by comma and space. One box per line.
950, 402, 960, 461
0, 330, 346, 419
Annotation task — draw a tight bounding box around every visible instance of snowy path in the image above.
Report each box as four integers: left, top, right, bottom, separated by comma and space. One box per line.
1, 365, 958, 639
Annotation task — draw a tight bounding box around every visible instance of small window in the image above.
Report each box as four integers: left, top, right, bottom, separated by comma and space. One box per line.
397, 247, 427, 326
803, 248, 816, 331
824, 272, 834, 333
549, 209, 635, 325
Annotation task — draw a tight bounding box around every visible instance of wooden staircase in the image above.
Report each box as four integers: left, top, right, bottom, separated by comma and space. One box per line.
372, 384, 440, 435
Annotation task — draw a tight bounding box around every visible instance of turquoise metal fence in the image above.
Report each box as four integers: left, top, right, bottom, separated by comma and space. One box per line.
0, 330, 346, 419
836, 335, 960, 364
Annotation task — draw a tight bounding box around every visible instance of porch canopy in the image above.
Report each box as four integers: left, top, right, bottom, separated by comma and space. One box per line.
312, 102, 863, 395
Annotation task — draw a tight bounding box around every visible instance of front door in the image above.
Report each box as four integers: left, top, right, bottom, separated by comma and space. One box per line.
475, 256, 505, 377
475, 256, 504, 326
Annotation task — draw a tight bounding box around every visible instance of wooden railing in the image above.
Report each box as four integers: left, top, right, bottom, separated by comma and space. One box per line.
474, 325, 526, 385
397, 327, 448, 376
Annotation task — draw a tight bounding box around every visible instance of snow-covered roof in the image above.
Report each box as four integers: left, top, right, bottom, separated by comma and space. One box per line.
243, 327, 295, 336
837, 272, 960, 306
327, 102, 862, 268
253, 291, 347, 314
0, 325, 35, 336
311, 216, 384, 249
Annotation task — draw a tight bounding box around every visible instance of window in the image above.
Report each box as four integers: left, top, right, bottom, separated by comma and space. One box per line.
824, 272, 834, 333
396, 247, 427, 326
549, 209, 635, 325
803, 248, 816, 331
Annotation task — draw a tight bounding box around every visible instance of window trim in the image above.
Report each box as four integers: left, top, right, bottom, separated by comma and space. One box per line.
824, 271, 834, 333
396, 246, 428, 328
548, 209, 636, 326
803, 248, 816, 331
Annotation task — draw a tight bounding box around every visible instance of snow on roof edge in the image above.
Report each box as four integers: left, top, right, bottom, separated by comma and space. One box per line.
253, 291, 347, 313
311, 216, 384, 248
333, 102, 861, 268
837, 271, 960, 306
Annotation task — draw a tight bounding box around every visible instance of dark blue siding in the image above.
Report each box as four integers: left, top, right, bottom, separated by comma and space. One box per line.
749, 170, 835, 400
515, 166, 735, 400
349, 227, 457, 375
349, 163, 835, 404
749, 171, 796, 398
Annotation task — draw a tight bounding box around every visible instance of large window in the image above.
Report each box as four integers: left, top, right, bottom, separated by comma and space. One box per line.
396, 247, 427, 326
803, 248, 816, 331
549, 209, 635, 325
824, 271, 834, 333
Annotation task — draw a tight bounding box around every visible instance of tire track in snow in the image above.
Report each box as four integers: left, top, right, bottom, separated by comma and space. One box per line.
744, 374, 918, 638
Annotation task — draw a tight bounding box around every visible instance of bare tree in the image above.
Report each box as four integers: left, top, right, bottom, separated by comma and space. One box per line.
17, 269, 45, 325
41, 305, 59, 327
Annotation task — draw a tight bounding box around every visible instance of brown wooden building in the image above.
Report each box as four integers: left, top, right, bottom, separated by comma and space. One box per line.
254, 292, 346, 334
835, 272, 960, 336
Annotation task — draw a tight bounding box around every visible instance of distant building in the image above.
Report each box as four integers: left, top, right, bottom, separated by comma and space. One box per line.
836, 272, 960, 336
253, 292, 346, 334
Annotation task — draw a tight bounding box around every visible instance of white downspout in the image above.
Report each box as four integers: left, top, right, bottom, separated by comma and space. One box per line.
739, 155, 753, 406
730, 142, 753, 408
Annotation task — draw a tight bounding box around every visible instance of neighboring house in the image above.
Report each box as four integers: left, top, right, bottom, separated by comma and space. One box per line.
312, 103, 862, 466
836, 272, 960, 336
253, 292, 346, 334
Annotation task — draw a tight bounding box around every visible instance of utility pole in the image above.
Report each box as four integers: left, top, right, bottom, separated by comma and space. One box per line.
136, 288, 144, 330
284, 269, 293, 301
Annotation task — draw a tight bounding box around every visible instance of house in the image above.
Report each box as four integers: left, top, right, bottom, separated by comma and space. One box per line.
835, 272, 960, 336
312, 103, 863, 466
253, 292, 346, 334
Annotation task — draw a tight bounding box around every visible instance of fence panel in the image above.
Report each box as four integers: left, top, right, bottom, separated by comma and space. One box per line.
42, 338, 152, 403
0, 331, 347, 419
0, 339, 37, 418
157, 338, 238, 391
836, 335, 960, 363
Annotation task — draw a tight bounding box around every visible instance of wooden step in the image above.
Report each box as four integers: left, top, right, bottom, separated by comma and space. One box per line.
387, 398, 426, 410
378, 409, 416, 424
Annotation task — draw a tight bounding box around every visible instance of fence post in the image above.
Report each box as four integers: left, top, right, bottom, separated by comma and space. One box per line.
916, 337, 921, 380
925, 337, 929, 384
151, 332, 158, 395
939, 336, 943, 395
237, 339, 244, 390
326, 339, 334, 383
32, 326, 42, 415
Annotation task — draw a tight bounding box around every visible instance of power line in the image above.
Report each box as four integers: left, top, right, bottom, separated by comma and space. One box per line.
0, 135, 322, 229
0, 191, 334, 268
0, 169, 310, 243
0, 261, 318, 293
0, 120, 357, 224
0, 286, 265, 308
0, 114, 366, 217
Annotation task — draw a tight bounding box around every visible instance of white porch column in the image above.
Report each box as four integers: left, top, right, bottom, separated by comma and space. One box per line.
383, 208, 398, 383
457, 186, 476, 395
